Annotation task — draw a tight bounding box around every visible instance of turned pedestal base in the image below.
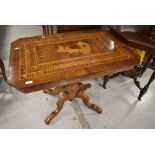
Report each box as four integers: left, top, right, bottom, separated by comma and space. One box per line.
43, 82, 102, 124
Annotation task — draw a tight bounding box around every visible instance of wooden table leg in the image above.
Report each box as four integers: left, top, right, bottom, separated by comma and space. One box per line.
138, 70, 155, 100
43, 82, 102, 124
77, 91, 102, 114
45, 94, 69, 124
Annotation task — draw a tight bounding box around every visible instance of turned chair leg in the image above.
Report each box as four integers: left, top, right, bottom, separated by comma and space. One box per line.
141, 53, 154, 76
103, 74, 120, 89
133, 77, 142, 90
103, 75, 110, 89
138, 70, 155, 100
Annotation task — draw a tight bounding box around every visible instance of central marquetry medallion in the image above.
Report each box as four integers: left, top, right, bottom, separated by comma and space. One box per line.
57, 41, 91, 55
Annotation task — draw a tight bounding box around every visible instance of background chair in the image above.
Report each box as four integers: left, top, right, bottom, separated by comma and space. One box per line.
42, 25, 155, 100
103, 25, 155, 100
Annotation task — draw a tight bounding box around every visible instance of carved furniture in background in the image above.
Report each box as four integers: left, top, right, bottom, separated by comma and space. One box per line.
42, 25, 57, 35
103, 26, 155, 100
8, 30, 139, 124
42, 25, 101, 35
0, 57, 7, 82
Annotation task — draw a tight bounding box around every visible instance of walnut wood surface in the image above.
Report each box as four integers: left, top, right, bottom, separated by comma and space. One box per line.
8, 30, 140, 93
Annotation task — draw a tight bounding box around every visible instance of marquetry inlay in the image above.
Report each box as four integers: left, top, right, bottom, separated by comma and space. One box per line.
9, 30, 139, 90
18, 37, 131, 80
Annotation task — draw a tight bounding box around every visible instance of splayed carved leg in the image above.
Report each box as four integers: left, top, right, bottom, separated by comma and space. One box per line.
77, 91, 102, 114
44, 82, 102, 124
45, 94, 69, 124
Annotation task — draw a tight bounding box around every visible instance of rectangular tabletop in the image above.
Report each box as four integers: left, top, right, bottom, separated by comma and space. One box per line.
8, 30, 140, 93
